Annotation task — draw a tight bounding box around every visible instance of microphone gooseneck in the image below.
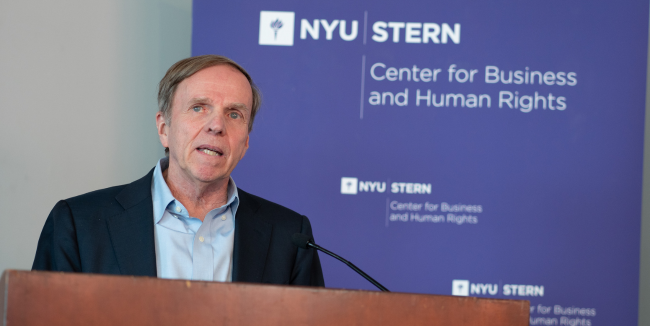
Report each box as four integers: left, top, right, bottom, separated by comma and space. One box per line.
291, 233, 390, 292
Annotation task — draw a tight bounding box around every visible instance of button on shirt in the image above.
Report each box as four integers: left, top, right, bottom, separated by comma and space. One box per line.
151, 158, 239, 281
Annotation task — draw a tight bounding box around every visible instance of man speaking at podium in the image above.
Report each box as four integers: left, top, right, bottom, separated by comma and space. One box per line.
32, 55, 324, 287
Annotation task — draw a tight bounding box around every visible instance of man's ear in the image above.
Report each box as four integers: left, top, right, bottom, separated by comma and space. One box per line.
156, 112, 169, 148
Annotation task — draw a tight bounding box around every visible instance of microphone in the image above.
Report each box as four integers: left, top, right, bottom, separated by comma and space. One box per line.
291, 233, 390, 292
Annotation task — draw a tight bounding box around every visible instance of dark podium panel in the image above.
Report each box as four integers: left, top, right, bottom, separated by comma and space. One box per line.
1, 270, 529, 325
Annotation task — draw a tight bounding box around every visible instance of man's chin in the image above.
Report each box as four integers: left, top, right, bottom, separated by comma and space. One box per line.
192, 170, 229, 185
167, 160, 230, 186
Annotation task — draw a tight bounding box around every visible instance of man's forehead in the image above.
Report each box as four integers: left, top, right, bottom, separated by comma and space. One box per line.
193, 64, 249, 86
175, 66, 253, 107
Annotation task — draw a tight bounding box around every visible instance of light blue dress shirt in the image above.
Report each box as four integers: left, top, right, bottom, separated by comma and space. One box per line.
151, 157, 239, 281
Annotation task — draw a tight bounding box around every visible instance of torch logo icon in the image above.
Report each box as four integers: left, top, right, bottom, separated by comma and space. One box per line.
270, 19, 283, 40
259, 11, 294, 46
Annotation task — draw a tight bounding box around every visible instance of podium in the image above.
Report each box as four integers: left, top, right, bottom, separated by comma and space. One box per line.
1, 270, 529, 325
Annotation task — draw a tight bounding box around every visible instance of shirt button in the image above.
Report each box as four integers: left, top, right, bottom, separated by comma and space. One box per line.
221, 215, 227, 221
175, 206, 181, 213
199, 236, 205, 242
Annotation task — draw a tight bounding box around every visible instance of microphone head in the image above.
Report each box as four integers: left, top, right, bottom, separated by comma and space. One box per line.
291, 233, 313, 249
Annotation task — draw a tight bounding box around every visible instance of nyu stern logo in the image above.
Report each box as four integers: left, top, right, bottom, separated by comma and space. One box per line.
259, 11, 295, 46
451, 279, 544, 297
259, 10, 460, 46
452, 280, 497, 296
340, 177, 387, 195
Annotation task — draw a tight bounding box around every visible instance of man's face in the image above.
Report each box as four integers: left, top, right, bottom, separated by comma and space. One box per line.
156, 65, 252, 185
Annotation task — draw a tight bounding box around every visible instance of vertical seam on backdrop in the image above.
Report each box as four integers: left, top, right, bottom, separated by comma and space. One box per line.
385, 197, 389, 227
360, 55, 366, 119
363, 11, 368, 45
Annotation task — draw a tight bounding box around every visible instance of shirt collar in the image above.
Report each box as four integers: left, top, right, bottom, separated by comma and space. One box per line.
151, 157, 240, 223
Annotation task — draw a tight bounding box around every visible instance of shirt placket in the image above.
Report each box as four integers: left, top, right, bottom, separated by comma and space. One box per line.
192, 214, 214, 281
212, 207, 234, 281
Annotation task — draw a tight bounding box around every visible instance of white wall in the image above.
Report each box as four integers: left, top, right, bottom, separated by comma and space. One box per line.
0, 0, 192, 273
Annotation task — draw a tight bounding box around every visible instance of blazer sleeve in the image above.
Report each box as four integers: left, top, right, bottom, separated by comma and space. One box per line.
32, 200, 82, 272
290, 215, 325, 286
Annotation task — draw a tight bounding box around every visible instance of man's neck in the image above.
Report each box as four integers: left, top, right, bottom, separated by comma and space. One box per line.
162, 166, 229, 222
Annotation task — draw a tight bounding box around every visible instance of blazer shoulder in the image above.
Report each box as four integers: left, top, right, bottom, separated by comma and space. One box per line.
64, 184, 128, 210
237, 188, 304, 222
64, 168, 154, 213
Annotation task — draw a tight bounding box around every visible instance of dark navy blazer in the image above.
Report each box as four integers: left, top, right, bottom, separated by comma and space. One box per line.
32, 169, 324, 286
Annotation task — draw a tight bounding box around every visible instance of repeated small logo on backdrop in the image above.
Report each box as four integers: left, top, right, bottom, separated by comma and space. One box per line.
259, 11, 295, 46
452, 280, 470, 296
341, 177, 358, 195
451, 279, 545, 297
340, 177, 430, 195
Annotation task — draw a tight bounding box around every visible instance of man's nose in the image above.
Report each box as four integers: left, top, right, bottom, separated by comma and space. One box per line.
206, 112, 225, 134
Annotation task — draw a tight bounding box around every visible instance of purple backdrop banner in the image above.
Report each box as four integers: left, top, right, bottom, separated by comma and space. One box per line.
193, 1, 648, 324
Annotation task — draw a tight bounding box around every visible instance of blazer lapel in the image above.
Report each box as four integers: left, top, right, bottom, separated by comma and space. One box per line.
101, 172, 272, 280
105, 169, 157, 277
232, 190, 272, 283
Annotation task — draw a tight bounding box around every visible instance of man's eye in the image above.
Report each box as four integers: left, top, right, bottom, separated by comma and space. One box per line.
192, 106, 202, 112
229, 112, 240, 119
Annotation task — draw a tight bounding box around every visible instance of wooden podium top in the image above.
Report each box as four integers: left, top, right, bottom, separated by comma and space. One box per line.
1, 270, 529, 326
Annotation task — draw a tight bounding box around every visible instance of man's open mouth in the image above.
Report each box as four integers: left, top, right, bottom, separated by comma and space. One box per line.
197, 146, 223, 156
